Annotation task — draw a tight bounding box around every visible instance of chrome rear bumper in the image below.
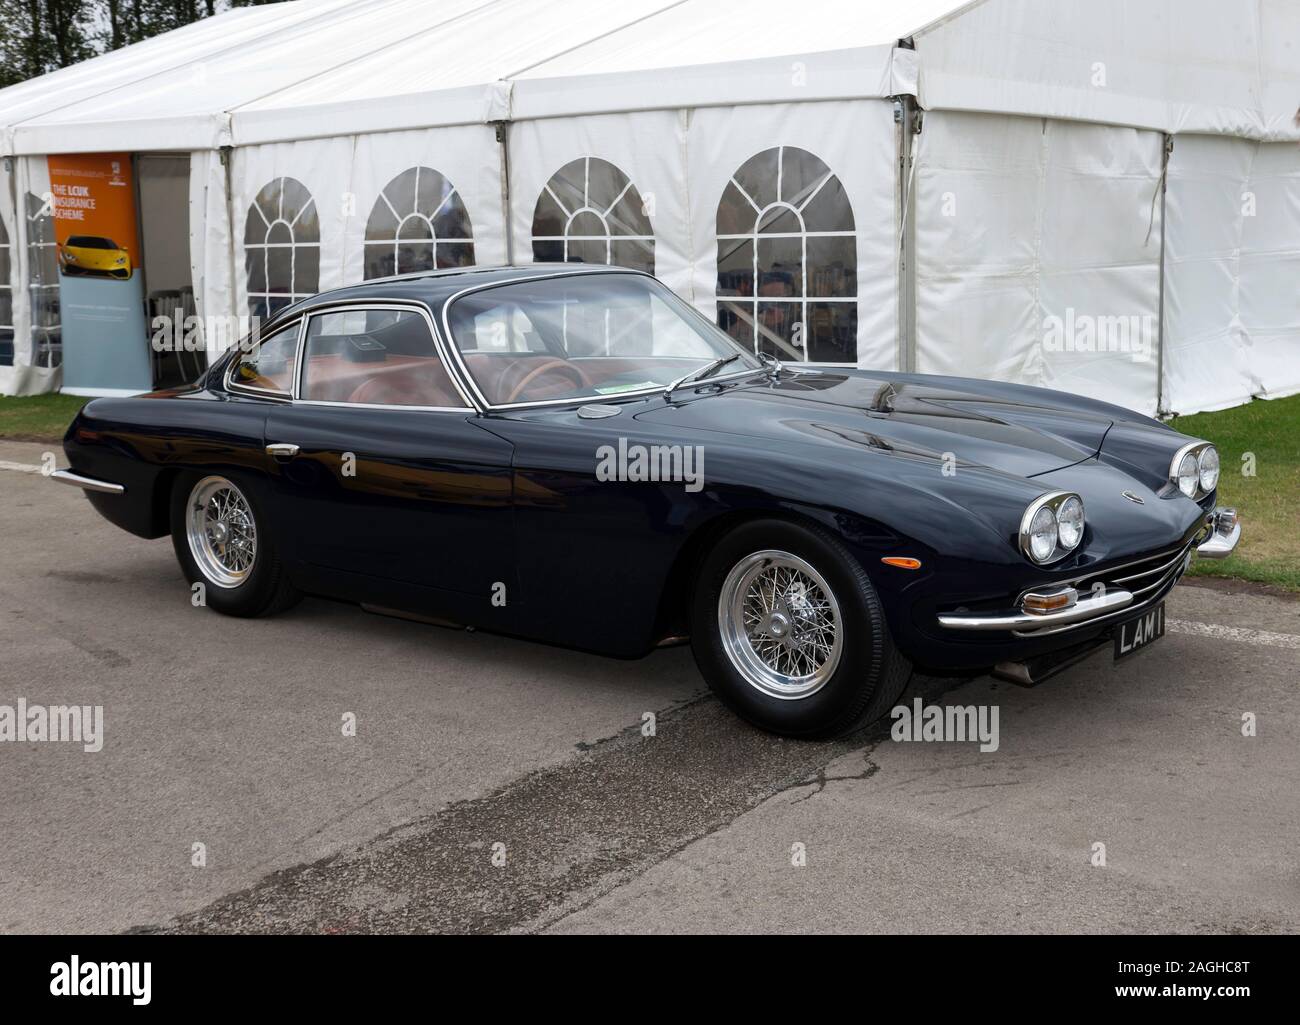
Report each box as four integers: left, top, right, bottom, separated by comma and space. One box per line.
50, 469, 125, 495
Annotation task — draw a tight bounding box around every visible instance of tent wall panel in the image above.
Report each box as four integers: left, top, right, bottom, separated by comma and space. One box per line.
1, 157, 59, 395
683, 99, 898, 370
915, 112, 1163, 416
1162, 135, 1258, 414
345, 125, 506, 285
230, 137, 354, 322
1238, 143, 1300, 402
507, 110, 691, 299
188, 149, 235, 362
1164, 136, 1300, 414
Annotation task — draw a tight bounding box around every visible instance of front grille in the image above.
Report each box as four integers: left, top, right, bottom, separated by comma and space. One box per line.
999, 538, 1197, 638
1077, 539, 1196, 604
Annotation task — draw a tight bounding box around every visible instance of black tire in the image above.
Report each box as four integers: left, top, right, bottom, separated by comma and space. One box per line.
690, 518, 911, 739
170, 470, 301, 618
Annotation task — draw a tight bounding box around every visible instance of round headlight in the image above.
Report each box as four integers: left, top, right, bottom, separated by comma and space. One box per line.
1197, 446, 1220, 494
1056, 496, 1085, 550
1028, 506, 1059, 563
1176, 452, 1199, 497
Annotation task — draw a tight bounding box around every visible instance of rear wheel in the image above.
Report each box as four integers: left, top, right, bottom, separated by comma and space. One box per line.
691, 519, 911, 738
170, 472, 300, 618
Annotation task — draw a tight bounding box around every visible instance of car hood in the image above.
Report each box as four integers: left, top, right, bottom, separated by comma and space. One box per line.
634, 369, 1112, 480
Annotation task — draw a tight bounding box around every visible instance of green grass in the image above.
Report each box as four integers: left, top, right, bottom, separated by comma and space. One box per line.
1168, 393, 1300, 592
0, 393, 89, 442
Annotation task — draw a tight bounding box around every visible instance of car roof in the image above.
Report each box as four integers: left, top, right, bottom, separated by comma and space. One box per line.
270, 263, 643, 326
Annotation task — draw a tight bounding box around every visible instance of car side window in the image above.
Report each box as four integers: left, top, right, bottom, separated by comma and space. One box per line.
229, 323, 300, 395
299, 308, 465, 408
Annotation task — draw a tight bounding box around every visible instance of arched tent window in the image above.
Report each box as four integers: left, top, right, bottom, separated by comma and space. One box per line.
0, 217, 12, 366
716, 146, 857, 363
532, 157, 654, 273
26, 193, 60, 368
364, 166, 475, 279
245, 177, 320, 319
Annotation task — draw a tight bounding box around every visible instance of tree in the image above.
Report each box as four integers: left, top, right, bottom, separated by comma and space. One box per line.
0, 0, 242, 88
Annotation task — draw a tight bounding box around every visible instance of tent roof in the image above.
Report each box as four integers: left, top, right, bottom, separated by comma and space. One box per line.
1, 0, 964, 153
2, 0, 1296, 155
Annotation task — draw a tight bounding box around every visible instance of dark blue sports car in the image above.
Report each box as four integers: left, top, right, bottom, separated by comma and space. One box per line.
55, 266, 1240, 737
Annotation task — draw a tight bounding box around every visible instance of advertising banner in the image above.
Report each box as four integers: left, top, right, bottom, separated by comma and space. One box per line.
48, 153, 152, 394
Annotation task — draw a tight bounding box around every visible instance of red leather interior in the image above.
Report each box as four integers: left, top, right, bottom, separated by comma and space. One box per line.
299, 353, 698, 407
302, 355, 461, 407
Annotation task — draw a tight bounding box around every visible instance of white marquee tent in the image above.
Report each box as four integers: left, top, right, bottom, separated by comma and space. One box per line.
0, 0, 1296, 415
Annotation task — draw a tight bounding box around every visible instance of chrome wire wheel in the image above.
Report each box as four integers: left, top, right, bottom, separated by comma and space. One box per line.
186, 476, 257, 589
718, 549, 843, 701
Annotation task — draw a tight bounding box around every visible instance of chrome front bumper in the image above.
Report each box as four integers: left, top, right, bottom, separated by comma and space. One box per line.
1195, 507, 1240, 559
937, 587, 1135, 634
938, 508, 1240, 637
50, 468, 125, 495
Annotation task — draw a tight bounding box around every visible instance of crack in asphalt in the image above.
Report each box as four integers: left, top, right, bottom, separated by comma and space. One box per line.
153, 708, 849, 934
784, 741, 885, 804
151, 674, 965, 935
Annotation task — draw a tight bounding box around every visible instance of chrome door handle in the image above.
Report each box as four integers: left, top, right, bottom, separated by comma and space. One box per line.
265, 443, 300, 459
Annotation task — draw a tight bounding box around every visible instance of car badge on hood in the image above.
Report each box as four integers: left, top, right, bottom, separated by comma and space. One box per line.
1121, 490, 1145, 505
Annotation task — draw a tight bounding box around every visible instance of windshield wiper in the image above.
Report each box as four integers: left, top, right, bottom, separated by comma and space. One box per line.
757, 350, 783, 381
664, 355, 742, 399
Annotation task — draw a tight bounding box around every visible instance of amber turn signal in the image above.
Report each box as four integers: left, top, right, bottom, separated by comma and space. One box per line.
881, 557, 923, 570
1021, 587, 1078, 615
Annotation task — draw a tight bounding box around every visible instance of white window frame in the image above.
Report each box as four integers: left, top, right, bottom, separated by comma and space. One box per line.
363, 166, 475, 280
245, 177, 320, 317
26, 192, 60, 369
532, 157, 655, 272
0, 215, 12, 364
717, 145, 857, 365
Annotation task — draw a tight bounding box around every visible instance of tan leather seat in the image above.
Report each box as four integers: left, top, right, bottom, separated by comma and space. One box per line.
347, 361, 462, 407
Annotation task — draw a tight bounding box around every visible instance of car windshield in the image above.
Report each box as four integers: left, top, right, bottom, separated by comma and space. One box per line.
445, 273, 761, 406
67, 236, 118, 249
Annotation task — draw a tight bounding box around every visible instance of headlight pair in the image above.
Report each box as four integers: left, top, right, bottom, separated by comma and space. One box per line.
1170, 442, 1219, 499
1020, 491, 1085, 565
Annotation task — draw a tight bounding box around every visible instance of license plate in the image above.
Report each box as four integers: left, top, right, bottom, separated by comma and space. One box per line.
1114, 603, 1166, 660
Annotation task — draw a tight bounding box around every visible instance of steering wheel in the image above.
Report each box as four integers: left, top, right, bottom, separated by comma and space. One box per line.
504, 359, 588, 404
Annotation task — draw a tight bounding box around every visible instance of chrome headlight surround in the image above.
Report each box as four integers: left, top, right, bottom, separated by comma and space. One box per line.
1019, 491, 1087, 566
1169, 441, 1219, 500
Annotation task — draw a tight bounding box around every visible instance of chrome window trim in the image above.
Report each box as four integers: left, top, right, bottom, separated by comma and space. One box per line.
294, 300, 476, 412
294, 399, 474, 415
438, 267, 763, 413
224, 316, 304, 401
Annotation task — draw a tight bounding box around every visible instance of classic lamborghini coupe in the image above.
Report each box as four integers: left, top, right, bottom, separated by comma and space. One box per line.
54, 266, 1240, 737
57, 235, 132, 279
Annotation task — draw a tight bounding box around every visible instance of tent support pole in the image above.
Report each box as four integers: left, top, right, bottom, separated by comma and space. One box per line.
894, 96, 919, 373
493, 121, 514, 266
1155, 133, 1172, 418
220, 146, 240, 341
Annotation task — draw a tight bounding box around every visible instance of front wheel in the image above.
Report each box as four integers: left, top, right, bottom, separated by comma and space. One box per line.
690, 519, 911, 738
170, 471, 301, 618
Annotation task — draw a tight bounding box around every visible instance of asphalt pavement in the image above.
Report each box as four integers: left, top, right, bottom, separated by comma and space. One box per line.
1, 440, 1296, 934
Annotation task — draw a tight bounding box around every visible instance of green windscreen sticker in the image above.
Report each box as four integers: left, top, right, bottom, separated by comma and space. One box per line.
595, 381, 659, 394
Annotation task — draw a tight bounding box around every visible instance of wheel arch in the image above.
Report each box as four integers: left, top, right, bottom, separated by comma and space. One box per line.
651, 504, 871, 645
